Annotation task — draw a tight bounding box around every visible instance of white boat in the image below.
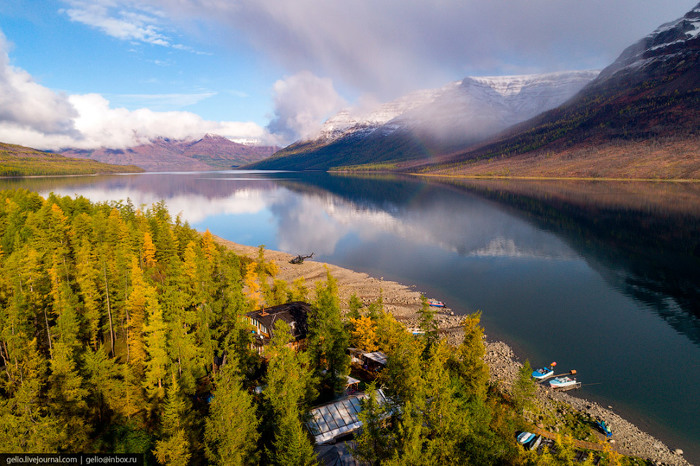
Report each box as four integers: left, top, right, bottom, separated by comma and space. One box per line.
529, 435, 542, 450
517, 432, 536, 444
549, 376, 579, 389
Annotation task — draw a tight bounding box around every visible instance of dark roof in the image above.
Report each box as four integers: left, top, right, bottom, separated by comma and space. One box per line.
246, 301, 311, 341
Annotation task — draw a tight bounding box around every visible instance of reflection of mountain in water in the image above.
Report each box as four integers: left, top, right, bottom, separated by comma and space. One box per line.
276, 174, 700, 346
275, 173, 577, 260
431, 178, 700, 347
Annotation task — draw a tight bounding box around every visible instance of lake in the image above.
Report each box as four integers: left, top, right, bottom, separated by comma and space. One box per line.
2, 171, 699, 461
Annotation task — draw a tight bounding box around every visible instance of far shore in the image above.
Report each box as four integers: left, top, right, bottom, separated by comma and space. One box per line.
214, 235, 691, 466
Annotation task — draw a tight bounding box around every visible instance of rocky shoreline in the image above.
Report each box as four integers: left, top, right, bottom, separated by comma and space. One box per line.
215, 237, 691, 466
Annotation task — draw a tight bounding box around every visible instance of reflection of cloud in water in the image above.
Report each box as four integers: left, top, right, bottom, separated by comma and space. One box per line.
269, 191, 578, 261
43, 176, 578, 262
43, 187, 269, 224
468, 237, 578, 260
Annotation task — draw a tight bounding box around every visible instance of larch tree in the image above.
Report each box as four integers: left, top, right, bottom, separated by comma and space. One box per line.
263, 320, 317, 466
154, 374, 191, 466
143, 290, 169, 401
309, 269, 350, 397
204, 358, 260, 466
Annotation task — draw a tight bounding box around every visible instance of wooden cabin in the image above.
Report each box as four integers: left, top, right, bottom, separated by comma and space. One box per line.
245, 301, 311, 353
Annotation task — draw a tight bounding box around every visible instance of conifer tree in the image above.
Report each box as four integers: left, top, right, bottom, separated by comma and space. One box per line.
143, 290, 169, 400
512, 360, 537, 417
204, 359, 260, 466
449, 312, 489, 401
416, 295, 438, 356
309, 269, 350, 396
354, 383, 390, 465
125, 257, 148, 369
264, 320, 317, 465
154, 374, 191, 466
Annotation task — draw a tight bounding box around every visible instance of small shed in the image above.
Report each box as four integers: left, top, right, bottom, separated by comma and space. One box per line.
361, 351, 388, 372
245, 301, 311, 352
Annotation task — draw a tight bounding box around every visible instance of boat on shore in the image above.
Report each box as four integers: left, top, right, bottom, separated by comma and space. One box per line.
549, 375, 581, 390
532, 362, 556, 379
517, 432, 536, 445
596, 420, 613, 438
428, 299, 445, 308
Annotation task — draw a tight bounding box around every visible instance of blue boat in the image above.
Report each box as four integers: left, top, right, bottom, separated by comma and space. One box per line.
596, 420, 613, 438
517, 432, 536, 445
532, 362, 556, 379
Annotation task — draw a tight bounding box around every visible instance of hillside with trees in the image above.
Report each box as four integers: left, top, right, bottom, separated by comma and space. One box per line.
0, 190, 637, 464
0, 143, 142, 176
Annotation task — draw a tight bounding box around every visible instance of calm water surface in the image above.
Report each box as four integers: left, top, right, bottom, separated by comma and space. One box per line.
3, 171, 699, 461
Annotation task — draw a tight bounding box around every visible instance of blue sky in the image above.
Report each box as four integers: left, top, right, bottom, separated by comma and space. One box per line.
0, 0, 695, 150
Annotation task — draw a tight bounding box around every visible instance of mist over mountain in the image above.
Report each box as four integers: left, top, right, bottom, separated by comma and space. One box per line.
246, 71, 598, 170
60, 134, 279, 172
414, 3, 700, 179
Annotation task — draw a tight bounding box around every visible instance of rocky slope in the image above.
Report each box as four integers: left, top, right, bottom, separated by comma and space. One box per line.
415, 3, 700, 179
61, 134, 279, 171
247, 71, 598, 170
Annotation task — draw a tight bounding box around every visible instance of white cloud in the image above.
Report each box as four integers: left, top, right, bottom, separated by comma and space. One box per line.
111, 91, 218, 109
62, 0, 171, 46
148, 0, 698, 99
0, 31, 77, 135
0, 92, 271, 150
267, 71, 346, 143
0, 29, 273, 150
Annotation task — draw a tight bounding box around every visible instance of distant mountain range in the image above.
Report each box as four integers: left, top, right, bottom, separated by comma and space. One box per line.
410, 2, 700, 179
247, 70, 599, 170
60, 134, 279, 171
0, 142, 142, 176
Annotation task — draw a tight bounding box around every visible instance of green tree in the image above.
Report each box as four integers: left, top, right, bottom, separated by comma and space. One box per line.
512, 360, 537, 417
416, 295, 438, 356
449, 312, 489, 401
309, 269, 350, 397
264, 320, 317, 466
354, 383, 390, 465
204, 359, 260, 466
154, 374, 191, 466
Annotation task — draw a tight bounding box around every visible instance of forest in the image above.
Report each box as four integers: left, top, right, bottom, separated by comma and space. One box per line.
0, 189, 631, 465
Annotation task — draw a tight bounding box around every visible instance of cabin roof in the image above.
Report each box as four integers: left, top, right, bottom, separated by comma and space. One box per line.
245, 301, 311, 341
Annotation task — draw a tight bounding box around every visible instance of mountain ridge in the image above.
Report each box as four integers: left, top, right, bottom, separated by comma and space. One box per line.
246, 70, 599, 170
0, 141, 143, 176
410, 3, 700, 179
60, 134, 279, 172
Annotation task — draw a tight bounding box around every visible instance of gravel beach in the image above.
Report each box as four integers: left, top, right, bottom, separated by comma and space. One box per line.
216, 237, 692, 466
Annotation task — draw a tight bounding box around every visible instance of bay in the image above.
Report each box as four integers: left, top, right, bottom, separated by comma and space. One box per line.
2, 170, 699, 461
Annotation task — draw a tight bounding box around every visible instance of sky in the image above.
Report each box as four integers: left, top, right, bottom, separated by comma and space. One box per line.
0, 0, 696, 150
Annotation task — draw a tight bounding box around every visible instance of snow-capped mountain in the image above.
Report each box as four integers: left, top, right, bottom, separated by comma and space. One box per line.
250, 70, 598, 170
597, 2, 700, 82
316, 71, 598, 144
413, 3, 700, 179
